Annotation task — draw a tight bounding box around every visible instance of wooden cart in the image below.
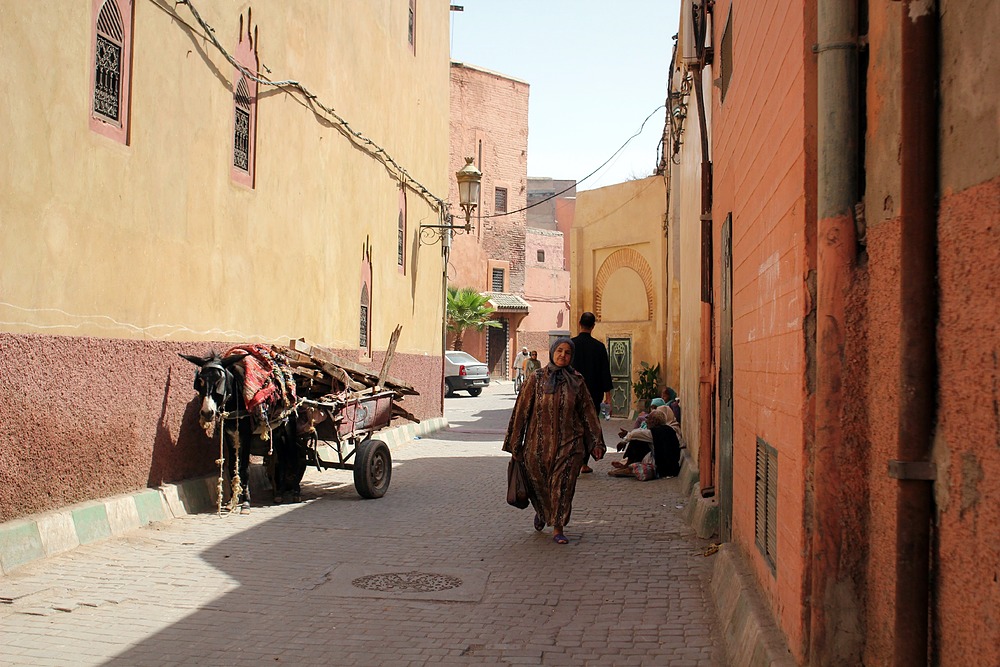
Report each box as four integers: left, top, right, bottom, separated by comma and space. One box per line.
299, 391, 396, 499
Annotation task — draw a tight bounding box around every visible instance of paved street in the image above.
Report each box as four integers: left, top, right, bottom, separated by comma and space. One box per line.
0, 382, 724, 666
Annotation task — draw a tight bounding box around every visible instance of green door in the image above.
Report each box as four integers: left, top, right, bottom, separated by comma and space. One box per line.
607, 337, 631, 417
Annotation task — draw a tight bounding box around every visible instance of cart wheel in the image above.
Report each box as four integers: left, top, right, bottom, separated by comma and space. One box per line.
354, 438, 392, 499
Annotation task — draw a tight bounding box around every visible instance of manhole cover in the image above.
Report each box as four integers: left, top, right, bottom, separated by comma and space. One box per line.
351, 571, 463, 593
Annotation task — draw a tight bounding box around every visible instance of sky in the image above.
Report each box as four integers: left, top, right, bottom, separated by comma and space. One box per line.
449, 1, 682, 191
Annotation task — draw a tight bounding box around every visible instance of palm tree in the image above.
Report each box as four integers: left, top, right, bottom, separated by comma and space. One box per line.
446, 286, 501, 350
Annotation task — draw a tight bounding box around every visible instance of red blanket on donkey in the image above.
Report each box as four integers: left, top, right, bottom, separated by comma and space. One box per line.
224, 344, 297, 423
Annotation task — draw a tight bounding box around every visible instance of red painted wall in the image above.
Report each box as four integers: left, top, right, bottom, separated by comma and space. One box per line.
0, 334, 443, 524
711, 0, 815, 659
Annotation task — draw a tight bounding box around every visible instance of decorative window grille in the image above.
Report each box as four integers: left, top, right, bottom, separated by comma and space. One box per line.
94, 2, 124, 123
360, 284, 370, 349
495, 187, 508, 214
537, 250, 545, 263
90, 0, 133, 144
720, 8, 734, 103
234, 78, 251, 172
408, 0, 416, 52
491, 268, 505, 292
755, 437, 778, 572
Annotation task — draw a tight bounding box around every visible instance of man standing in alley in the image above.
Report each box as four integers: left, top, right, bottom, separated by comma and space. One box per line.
572, 311, 613, 473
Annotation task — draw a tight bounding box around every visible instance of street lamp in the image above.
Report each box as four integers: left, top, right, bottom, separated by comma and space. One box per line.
419, 155, 483, 254
454, 157, 482, 233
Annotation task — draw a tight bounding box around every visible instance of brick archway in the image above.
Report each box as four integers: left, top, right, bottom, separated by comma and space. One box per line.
594, 248, 655, 321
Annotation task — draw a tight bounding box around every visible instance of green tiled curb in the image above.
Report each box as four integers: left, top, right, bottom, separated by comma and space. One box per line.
0, 416, 450, 577
0, 521, 45, 574
72, 504, 112, 545
0, 475, 217, 577
134, 489, 169, 525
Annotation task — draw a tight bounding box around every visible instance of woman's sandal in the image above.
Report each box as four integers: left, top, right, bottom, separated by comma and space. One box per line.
553, 533, 569, 545
534, 513, 545, 532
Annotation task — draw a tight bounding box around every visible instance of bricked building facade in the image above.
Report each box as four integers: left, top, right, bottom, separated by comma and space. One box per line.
448, 62, 530, 377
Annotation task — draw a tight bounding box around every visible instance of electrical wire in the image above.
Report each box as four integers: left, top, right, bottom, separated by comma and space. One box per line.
172, 0, 449, 215
482, 103, 666, 219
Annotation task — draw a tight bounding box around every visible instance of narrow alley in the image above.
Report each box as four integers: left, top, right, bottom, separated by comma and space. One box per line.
0, 383, 724, 666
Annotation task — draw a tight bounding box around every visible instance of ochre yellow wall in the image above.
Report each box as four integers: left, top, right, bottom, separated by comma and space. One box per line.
671, 65, 712, 460
571, 176, 668, 412
0, 0, 451, 356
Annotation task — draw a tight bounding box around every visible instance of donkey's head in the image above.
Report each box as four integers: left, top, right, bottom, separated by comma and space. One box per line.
179, 351, 247, 433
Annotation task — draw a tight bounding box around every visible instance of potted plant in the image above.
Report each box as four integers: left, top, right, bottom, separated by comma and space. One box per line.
632, 361, 661, 412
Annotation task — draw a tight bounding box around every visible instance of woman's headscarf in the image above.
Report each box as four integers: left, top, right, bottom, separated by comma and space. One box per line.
656, 404, 681, 437
650, 397, 666, 408
544, 336, 575, 394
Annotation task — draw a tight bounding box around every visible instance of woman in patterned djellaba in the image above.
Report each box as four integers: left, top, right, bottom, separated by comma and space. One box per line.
502, 337, 607, 545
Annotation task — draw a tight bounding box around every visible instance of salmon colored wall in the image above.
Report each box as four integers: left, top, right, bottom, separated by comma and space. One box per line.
861, 2, 1000, 663
711, 0, 814, 659
931, 2, 1000, 657
934, 177, 1000, 662
858, 5, 904, 664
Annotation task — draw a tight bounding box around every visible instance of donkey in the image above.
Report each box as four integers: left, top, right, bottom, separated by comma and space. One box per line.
180, 351, 305, 511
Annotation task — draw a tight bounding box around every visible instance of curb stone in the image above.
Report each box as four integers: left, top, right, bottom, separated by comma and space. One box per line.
0, 416, 447, 577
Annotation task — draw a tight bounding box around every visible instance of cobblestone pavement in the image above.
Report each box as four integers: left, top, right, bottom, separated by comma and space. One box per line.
0, 382, 725, 666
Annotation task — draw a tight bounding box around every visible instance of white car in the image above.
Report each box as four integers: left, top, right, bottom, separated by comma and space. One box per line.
444, 350, 490, 397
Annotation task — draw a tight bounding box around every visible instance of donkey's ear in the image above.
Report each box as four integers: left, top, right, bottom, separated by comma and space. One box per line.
179, 353, 209, 367
221, 351, 249, 369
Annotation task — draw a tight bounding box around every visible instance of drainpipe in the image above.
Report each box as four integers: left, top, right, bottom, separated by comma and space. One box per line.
812, 0, 861, 663
891, 1, 938, 664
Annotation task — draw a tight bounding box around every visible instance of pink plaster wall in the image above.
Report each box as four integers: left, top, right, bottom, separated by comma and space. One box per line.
0, 334, 443, 524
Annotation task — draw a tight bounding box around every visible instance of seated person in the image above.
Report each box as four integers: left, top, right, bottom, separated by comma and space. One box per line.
618, 397, 666, 439
610, 409, 682, 478
661, 386, 681, 424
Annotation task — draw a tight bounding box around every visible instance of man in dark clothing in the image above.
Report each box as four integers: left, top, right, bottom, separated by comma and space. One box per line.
571, 311, 613, 473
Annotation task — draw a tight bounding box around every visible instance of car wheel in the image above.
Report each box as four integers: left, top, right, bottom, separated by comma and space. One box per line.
444, 380, 457, 397
468, 388, 482, 397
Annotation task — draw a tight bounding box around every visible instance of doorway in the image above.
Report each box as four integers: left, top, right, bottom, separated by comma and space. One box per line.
608, 337, 632, 417
719, 215, 734, 540
487, 319, 509, 378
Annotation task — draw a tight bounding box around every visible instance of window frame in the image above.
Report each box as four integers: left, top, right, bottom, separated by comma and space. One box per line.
494, 186, 508, 214
231, 13, 258, 188
89, 0, 134, 145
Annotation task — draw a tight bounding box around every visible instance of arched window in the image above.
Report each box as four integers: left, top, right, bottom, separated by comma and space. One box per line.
90, 0, 134, 144
233, 77, 252, 173
397, 185, 407, 273
231, 11, 258, 188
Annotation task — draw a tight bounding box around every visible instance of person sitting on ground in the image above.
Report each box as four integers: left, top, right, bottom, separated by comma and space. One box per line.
609, 409, 682, 478
661, 386, 681, 424
618, 397, 666, 439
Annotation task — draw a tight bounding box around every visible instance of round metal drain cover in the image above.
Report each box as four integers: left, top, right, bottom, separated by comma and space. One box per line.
352, 571, 463, 593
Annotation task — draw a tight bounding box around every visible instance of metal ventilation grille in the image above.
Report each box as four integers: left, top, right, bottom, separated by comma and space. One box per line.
755, 436, 777, 572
